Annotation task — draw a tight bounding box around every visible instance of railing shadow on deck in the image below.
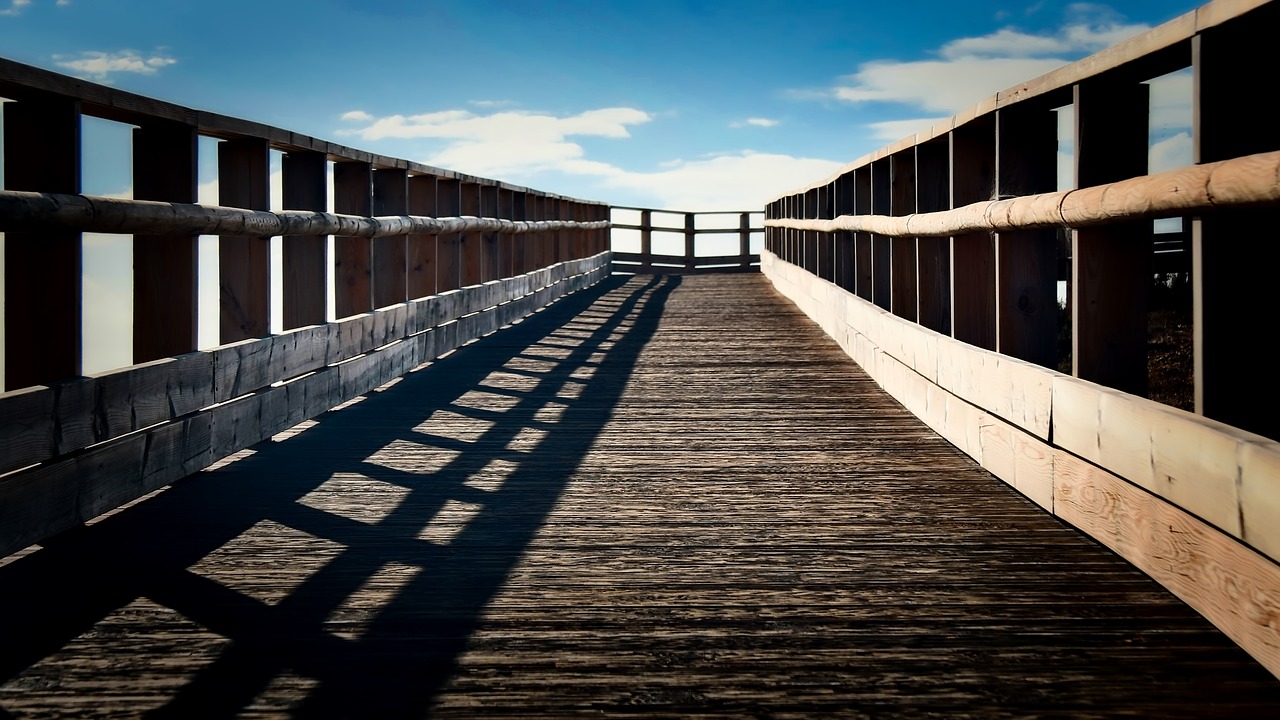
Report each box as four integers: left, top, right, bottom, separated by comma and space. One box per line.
0, 273, 681, 718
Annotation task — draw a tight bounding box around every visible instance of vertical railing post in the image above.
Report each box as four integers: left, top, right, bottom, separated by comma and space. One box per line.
870, 158, 892, 311
513, 190, 528, 274
889, 149, 917, 322
333, 160, 373, 319
460, 181, 482, 286
372, 167, 408, 309
684, 212, 696, 270
854, 167, 873, 302
1192, 9, 1280, 438
1073, 79, 1150, 395
640, 208, 653, 272
528, 194, 544, 270
950, 115, 997, 350
834, 174, 855, 290
498, 187, 514, 278
916, 135, 951, 334
803, 189, 818, 275
817, 185, 833, 280
557, 197, 571, 262
406, 174, 437, 300
219, 137, 271, 341
436, 178, 462, 292
133, 119, 198, 360
479, 183, 499, 281
3, 93, 81, 388
995, 104, 1058, 368
739, 212, 752, 268
281, 150, 328, 329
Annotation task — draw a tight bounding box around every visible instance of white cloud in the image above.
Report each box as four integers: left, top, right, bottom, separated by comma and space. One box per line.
601, 152, 842, 211
53, 50, 177, 81
866, 117, 948, 142
1149, 132, 1191, 175
340, 110, 374, 122
338, 107, 652, 178
826, 4, 1150, 114
731, 117, 780, 128
0, 0, 31, 16
469, 99, 516, 108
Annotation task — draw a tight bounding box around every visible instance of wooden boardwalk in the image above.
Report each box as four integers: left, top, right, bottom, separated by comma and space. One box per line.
1, 274, 1278, 718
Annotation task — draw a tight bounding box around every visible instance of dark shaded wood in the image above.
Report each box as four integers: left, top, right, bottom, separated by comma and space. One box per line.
132, 120, 198, 362
334, 161, 373, 319
436, 179, 462, 292
3, 94, 81, 389
373, 168, 408, 309
916, 137, 951, 335
854, 167, 873, 302
281, 151, 328, 330
460, 182, 482, 287
407, 175, 438, 300
480, 184, 500, 282
890, 152, 917, 322
871, 160, 891, 311
995, 105, 1058, 368
950, 117, 997, 350
833, 175, 855, 290
1072, 80, 1150, 395
218, 138, 270, 343
1192, 8, 1280, 440
498, 188, 515, 278
816, 185, 833, 281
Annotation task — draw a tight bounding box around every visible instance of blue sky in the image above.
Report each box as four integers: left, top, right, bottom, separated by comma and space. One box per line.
2, 0, 1198, 209
0, 0, 1199, 379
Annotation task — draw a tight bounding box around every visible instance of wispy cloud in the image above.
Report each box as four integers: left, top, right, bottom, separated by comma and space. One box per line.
730, 117, 780, 129
53, 50, 177, 81
818, 3, 1150, 115
0, 0, 31, 16
340, 110, 374, 122
866, 117, 948, 142
469, 99, 516, 108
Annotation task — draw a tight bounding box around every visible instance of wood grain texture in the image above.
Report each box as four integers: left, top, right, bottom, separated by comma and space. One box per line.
2, 272, 1278, 718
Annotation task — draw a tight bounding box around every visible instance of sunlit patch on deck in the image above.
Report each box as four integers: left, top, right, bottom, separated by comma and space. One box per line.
464, 459, 519, 492
296, 476, 413, 524
413, 410, 496, 443
418, 500, 485, 545
366, 439, 463, 473
187, 520, 345, 606
325, 562, 423, 640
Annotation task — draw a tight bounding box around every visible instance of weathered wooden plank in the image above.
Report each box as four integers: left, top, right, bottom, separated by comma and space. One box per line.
281, 150, 328, 330
373, 168, 409, 309
218, 137, 270, 344
406, 175, 438, 300
3, 92, 81, 389
334, 161, 373, 319
436, 178, 462, 293
132, 119, 198, 362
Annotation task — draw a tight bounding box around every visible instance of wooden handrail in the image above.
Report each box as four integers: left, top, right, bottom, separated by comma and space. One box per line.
0, 190, 610, 238
765, 150, 1280, 237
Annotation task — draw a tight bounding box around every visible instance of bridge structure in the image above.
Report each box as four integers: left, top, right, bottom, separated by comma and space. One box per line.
2, 0, 1280, 715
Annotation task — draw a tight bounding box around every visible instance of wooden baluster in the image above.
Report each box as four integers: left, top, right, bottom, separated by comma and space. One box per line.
950, 115, 997, 350
739, 212, 752, 269
916, 135, 951, 334
407, 175, 437, 299
3, 93, 81, 388
133, 119, 198, 360
556, 197, 570, 262
373, 167, 408, 308
498, 187, 514, 278
817, 185, 833, 280
871, 158, 892, 311
684, 212, 696, 270
890, 150, 917, 322
460, 181, 482, 286
219, 137, 270, 342
436, 178, 461, 292
1073, 78, 1150, 395
803, 188, 818, 275
640, 208, 653, 273
526, 194, 542, 271
479, 184, 499, 281
834, 175, 855, 289
854, 167, 873, 302
1193, 8, 1280, 438
281, 150, 327, 329
333, 160, 372, 318
995, 103, 1058, 368
512, 191, 527, 274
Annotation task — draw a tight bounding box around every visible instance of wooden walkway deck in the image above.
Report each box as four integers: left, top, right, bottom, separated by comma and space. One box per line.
1, 274, 1278, 718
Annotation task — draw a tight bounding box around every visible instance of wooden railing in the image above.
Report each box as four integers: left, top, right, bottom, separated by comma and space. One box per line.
609, 206, 762, 273
764, 0, 1280, 679
0, 58, 612, 558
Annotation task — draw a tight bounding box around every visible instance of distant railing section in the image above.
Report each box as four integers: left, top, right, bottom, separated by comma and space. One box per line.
763, 0, 1280, 680
609, 206, 763, 273
0, 57, 612, 558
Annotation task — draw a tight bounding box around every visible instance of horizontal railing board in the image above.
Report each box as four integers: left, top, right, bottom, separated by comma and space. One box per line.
0, 190, 610, 239
762, 249, 1280, 678
0, 259, 609, 559
611, 252, 757, 266
0, 253, 609, 477
611, 225, 759, 235
767, 150, 1280, 239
